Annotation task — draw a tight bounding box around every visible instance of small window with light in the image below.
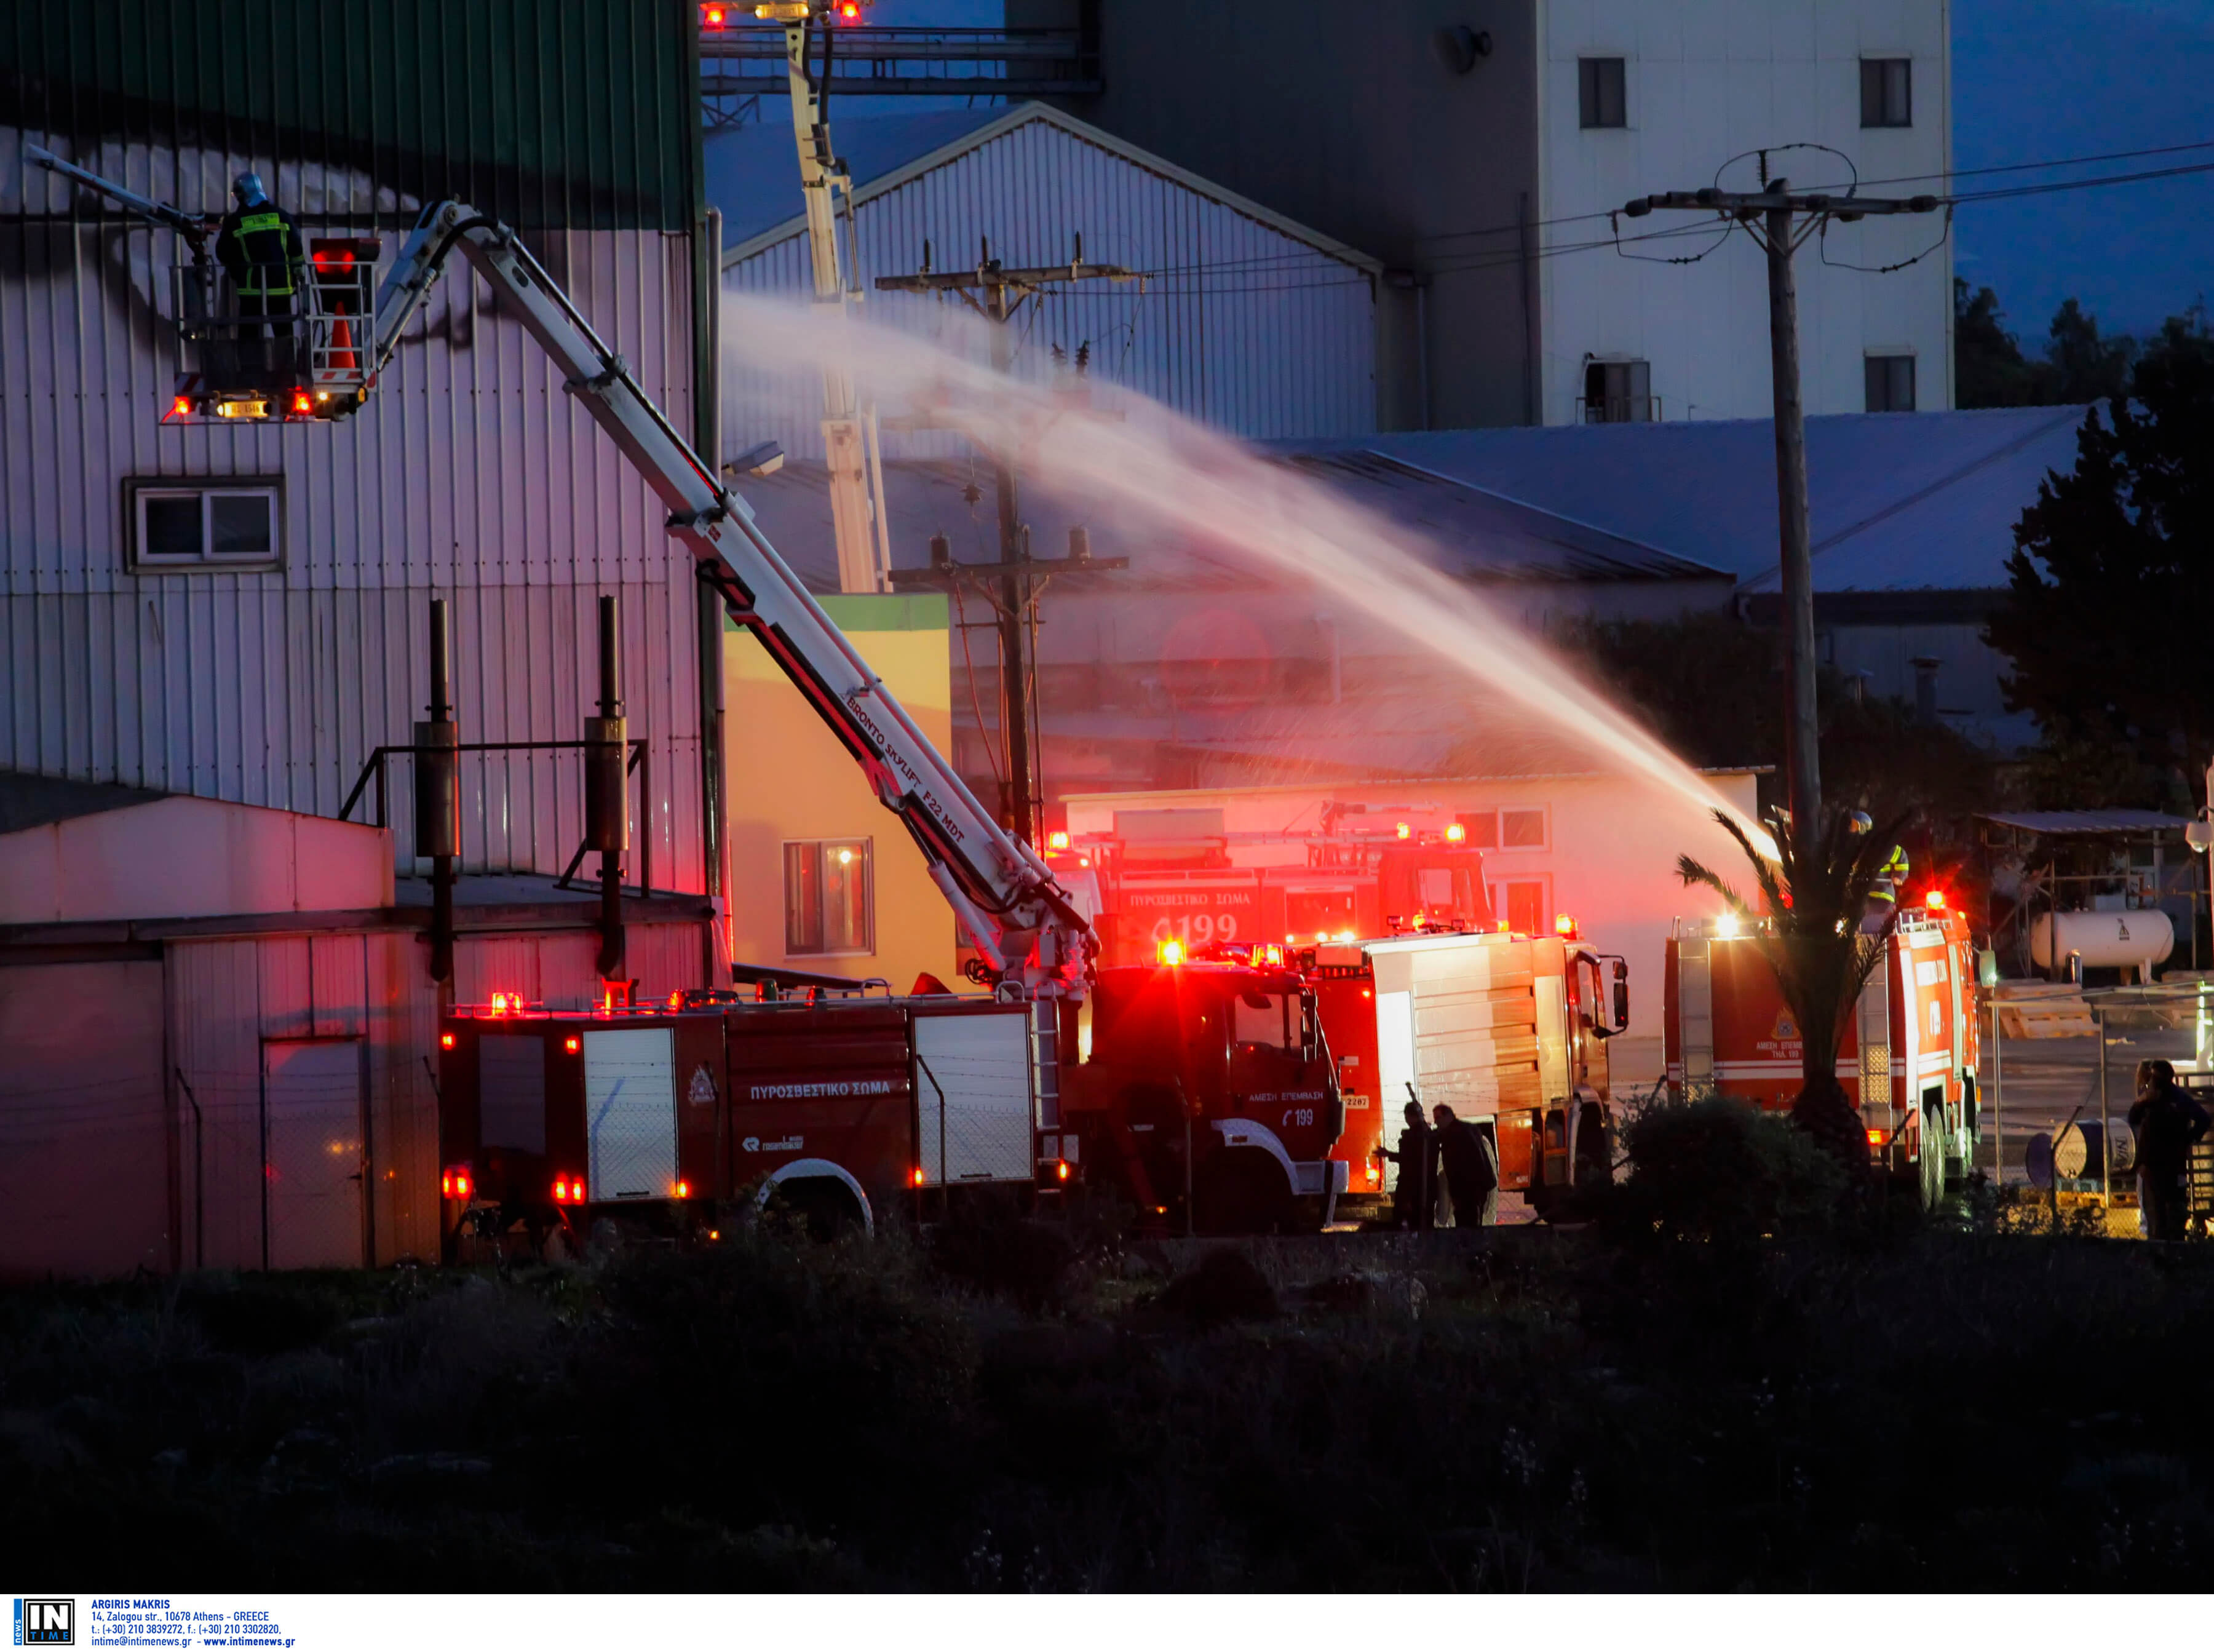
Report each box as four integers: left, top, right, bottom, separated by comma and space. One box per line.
125, 478, 281, 571
784, 838, 872, 955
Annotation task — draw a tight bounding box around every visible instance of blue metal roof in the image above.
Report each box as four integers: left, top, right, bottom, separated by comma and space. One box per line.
1284, 405, 2091, 594
705, 107, 1017, 248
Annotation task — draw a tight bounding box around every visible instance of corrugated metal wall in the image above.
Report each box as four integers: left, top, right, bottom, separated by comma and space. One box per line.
1, 0, 713, 891
454, 920, 707, 1012
167, 930, 442, 1270
1, 141, 710, 886
721, 113, 1377, 461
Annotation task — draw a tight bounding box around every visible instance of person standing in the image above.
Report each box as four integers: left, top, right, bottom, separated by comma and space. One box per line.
1375, 1098, 1436, 1232
2128, 1059, 2212, 1242
215, 172, 305, 379
1433, 1103, 1500, 1228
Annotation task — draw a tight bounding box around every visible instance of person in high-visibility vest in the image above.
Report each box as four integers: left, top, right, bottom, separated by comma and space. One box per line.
215, 172, 305, 381
1868, 843, 1910, 908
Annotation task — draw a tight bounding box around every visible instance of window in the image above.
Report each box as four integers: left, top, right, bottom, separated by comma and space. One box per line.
1582, 359, 1652, 423
125, 479, 280, 570
783, 838, 871, 955
1579, 57, 1627, 128
1865, 354, 1917, 412
1501, 808, 1547, 848
1232, 991, 1294, 1051
1860, 58, 1911, 127
1454, 811, 1499, 849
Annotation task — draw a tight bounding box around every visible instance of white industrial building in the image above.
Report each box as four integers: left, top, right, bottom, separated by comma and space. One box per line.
1023, 0, 1955, 429
712, 100, 1383, 457
1536, 0, 1954, 427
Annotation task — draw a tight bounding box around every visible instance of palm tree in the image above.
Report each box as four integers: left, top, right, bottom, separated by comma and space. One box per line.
1678, 808, 1903, 1173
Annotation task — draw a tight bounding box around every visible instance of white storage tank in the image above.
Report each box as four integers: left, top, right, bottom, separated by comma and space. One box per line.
2028, 909, 2175, 978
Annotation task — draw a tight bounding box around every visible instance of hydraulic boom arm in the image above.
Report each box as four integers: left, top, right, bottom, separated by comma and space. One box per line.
368, 201, 1089, 995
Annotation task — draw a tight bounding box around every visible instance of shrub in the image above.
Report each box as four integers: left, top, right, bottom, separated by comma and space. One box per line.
1154, 1248, 1278, 1327
928, 1197, 1078, 1314
1608, 1095, 1847, 1248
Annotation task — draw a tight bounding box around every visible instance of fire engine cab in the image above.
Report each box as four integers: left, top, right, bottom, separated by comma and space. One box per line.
1662, 895, 1980, 1207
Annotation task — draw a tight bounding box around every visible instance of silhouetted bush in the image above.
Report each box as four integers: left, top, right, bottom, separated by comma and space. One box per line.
927, 1194, 1078, 1313
1606, 1095, 1848, 1248
1154, 1248, 1277, 1327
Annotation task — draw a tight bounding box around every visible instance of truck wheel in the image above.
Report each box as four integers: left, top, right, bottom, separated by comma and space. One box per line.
1918, 1110, 1946, 1212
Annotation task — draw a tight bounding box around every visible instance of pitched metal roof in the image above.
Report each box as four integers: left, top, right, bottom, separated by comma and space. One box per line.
1287, 405, 2090, 593
709, 100, 1382, 272
1978, 809, 2191, 835
1274, 450, 1729, 583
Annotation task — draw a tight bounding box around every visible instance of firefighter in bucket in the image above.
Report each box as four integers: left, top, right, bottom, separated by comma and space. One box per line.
215, 172, 307, 383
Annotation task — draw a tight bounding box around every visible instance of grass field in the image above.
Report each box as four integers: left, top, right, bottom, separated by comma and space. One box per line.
5, 1159, 2212, 1591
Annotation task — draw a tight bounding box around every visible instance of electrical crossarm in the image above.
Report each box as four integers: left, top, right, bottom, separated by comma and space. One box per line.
366, 201, 1090, 996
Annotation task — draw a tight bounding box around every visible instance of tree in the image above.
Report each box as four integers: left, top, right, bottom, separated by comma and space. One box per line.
1986, 309, 2214, 786
2039, 298, 2135, 405
1954, 279, 2037, 408
1678, 809, 1901, 1174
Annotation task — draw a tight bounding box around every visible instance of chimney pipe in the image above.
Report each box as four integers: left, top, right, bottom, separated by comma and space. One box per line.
415, 598, 460, 982
587, 594, 629, 980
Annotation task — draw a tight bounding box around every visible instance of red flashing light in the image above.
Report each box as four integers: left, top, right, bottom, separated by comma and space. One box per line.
1395, 820, 1411, 840
169, 395, 192, 419
1048, 830, 1070, 851
1445, 821, 1466, 843
1865, 1129, 1885, 1145
441, 1166, 472, 1199
563, 1035, 581, 1054
1055, 1160, 1071, 1182
1924, 889, 1947, 911
1158, 937, 1186, 967
911, 1167, 927, 1188
290, 389, 314, 416
553, 1176, 587, 1204
702, 4, 728, 25
675, 1180, 691, 1199
839, 1, 859, 16
1555, 913, 1577, 938
440, 1031, 456, 1050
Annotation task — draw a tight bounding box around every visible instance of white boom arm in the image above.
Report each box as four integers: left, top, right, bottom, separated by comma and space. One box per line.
367, 201, 1090, 996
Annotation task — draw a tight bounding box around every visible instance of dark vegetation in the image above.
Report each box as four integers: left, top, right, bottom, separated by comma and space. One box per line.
6, 1137, 2213, 1592
1986, 306, 2214, 811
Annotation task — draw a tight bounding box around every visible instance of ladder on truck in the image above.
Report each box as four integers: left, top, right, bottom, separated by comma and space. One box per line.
358, 199, 1092, 1008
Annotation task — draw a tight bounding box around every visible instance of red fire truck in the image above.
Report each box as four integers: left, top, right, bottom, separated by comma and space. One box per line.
1662, 894, 1980, 1206
1063, 955, 1347, 1232
437, 986, 1042, 1252
1049, 806, 1493, 969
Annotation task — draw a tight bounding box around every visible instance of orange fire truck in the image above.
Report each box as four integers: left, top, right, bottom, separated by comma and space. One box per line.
1197, 921, 1630, 1217
1662, 894, 1980, 1205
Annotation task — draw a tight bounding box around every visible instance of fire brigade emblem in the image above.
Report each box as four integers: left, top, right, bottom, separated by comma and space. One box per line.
686, 1062, 717, 1108
1772, 1009, 1799, 1042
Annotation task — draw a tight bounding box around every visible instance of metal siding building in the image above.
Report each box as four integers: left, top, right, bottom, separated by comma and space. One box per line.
1, 0, 716, 887
715, 103, 1380, 464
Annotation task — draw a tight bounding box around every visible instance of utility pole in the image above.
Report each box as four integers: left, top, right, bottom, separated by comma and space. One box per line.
875, 237, 1135, 844
776, 1, 892, 593
1624, 173, 1938, 833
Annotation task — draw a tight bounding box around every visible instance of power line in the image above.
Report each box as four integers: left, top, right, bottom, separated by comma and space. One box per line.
1410, 134, 2214, 247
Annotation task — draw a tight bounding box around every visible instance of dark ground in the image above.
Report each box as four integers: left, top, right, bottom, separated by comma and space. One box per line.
5, 1151, 2212, 1592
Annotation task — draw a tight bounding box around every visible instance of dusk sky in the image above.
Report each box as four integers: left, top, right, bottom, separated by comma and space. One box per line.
849, 0, 2213, 347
